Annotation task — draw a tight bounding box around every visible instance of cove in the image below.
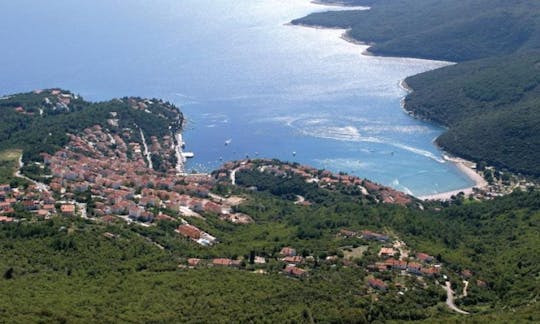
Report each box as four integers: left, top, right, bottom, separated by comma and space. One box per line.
0, 0, 473, 196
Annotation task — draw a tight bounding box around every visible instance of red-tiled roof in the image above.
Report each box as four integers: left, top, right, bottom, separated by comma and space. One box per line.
212, 258, 232, 266
188, 258, 201, 266
61, 204, 75, 214
177, 224, 201, 240
368, 278, 387, 290
284, 265, 306, 277
280, 247, 296, 256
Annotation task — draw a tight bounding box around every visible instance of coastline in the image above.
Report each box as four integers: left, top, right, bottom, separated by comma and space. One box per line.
310, 0, 370, 10
418, 155, 488, 201
340, 31, 368, 46
398, 79, 412, 110
285, 22, 350, 31
293, 3, 487, 201
174, 116, 188, 175
310, 0, 355, 6
398, 78, 486, 201
398, 79, 488, 201
399, 79, 413, 93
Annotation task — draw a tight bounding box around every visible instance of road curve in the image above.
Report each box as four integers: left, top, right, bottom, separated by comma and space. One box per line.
444, 281, 470, 315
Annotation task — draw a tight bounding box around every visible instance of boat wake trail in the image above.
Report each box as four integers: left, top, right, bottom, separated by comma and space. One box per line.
276, 116, 445, 164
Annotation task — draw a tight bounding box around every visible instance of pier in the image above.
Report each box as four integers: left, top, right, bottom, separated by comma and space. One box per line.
175, 132, 194, 175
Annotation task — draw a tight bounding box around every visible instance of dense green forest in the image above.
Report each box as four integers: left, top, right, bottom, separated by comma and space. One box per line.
232, 167, 540, 309
404, 51, 540, 177
1, 170, 539, 322
295, 0, 540, 62
296, 0, 540, 178
0, 219, 440, 323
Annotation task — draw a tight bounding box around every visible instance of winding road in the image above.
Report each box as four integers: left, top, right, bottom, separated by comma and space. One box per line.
230, 167, 240, 185
294, 195, 306, 205
15, 156, 50, 192
443, 281, 470, 315
462, 280, 469, 298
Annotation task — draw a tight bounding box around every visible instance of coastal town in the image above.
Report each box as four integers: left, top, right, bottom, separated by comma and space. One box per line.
3, 89, 535, 212
0, 87, 425, 243
1, 92, 534, 250
214, 159, 415, 206
0, 0, 538, 320
41, 123, 254, 240
0, 89, 531, 317
0, 90, 250, 247
0, 104, 486, 312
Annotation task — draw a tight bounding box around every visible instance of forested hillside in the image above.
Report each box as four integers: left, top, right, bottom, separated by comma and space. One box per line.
0, 168, 538, 322
294, 0, 540, 62
404, 51, 540, 176
296, 0, 540, 178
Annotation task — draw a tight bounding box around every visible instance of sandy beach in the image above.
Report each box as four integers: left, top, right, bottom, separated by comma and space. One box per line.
418, 155, 488, 201
399, 77, 486, 201
293, 14, 477, 201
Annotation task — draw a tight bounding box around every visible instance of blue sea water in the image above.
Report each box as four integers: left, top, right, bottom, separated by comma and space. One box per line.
0, 0, 473, 196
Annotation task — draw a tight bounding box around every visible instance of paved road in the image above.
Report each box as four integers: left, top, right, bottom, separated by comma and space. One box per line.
138, 127, 153, 169
444, 281, 470, 315
174, 133, 186, 174
230, 168, 239, 185
15, 156, 50, 192
462, 280, 469, 297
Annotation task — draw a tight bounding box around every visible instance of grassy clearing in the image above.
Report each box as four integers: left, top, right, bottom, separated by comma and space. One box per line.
342, 245, 368, 260
0, 149, 22, 184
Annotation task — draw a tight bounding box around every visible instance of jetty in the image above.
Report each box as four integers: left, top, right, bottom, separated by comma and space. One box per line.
175, 133, 187, 174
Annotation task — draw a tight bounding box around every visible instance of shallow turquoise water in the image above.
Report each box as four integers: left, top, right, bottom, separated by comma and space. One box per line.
0, 0, 473, 196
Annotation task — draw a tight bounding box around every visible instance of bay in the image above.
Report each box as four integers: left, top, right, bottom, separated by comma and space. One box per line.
0, 0, 473, 196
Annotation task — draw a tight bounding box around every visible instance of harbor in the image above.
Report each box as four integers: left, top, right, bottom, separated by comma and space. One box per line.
175, 132, 194, 175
